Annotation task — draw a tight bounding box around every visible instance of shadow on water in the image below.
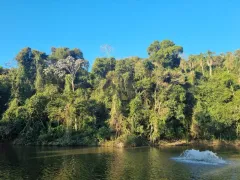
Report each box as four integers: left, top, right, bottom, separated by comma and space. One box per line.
0, 144, 240, 179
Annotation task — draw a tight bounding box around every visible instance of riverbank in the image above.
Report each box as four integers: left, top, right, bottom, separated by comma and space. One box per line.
3, 136, 240, 149
158, 140, 240, 148
100, 139, 240, 148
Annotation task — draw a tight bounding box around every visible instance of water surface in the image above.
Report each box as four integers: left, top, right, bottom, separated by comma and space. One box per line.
0, 144, 240, 180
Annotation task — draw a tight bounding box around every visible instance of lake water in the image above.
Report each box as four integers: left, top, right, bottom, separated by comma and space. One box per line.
1, 144, 240, 180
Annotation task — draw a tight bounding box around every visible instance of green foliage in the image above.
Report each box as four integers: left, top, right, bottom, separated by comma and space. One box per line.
148, 40, 183, 68
1, 42, 240, 146
25, 94, 49, 122
128, 94, 147, 135
32, 50, 47, 92
116, 134, 146, 147
0, 72, 11, 118
49, 47, 84, 60
92, 57, 116, 78
191, 70, 240, 140
64, 74, 72, 93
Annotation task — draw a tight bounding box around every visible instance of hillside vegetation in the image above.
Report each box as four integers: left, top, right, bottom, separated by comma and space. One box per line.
0, 40, 240, 146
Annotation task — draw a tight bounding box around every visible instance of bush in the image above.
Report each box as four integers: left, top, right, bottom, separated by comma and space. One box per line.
38, 126, 65, 144
96, 126, 111, 142
0, 119, 25, 142
116, 134, 147, 147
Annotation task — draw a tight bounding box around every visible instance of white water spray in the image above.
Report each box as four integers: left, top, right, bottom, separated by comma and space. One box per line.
172, 149, 227, 165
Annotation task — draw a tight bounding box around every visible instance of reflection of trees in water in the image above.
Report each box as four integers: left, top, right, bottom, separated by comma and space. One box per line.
107, 148, 152, 180
0, 145, 45, 179
0, 144, 23, 179
106, 148, 125, 180
2, 146, 240, 179
0, 144, 19, 165
50, 155, 79, 180
106, 147, 190, 180
147, 148, 174, 179
0, 145, 72, 179
40, 147, 114, 179
0, 147, 175, 179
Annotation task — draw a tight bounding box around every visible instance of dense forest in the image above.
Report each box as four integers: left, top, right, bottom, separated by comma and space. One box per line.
0, 40, 240, 146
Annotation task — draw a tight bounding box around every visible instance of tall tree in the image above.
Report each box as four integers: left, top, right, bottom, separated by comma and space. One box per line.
148, 40, 183, 68
45, 56, 88, 92
14, 47, 36, 104
206, 50, 215, 77
199, 53, 205, 76
92, 57, 116, 78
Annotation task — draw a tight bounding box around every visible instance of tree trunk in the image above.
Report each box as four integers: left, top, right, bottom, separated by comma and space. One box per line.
209, 65, 212, 76
74, 118, 77, 131
200, 61, 204, 75
207, 60, 212, 77
71, 80, 75, 92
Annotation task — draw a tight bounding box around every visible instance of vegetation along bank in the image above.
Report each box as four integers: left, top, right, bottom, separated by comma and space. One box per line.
0, 40, 240, 146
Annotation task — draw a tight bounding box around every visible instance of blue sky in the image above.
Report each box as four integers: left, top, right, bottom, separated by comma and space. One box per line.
0, 0, 239, 68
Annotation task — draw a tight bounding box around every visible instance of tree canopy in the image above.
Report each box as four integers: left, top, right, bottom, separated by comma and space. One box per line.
0, 40, 240, 146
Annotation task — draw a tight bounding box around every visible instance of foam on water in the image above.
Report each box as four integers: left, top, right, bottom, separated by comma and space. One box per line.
172, 149, 227, 165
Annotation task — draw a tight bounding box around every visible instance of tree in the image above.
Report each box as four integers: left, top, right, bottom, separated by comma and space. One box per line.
199, 53, 205, 76
191, 71, 240, 139
206, 50, 215, 77
14, 47, 36, 104
0, 69, 11, 118
109, 94, 125, 137
128, 94, 146, 135
1, 42, 240, 145
188, 55, 198, 73
224, 52, 235, 73
147, 40, 183, 68
92, 57, 116, 78
49, 47, 83, 60
45, 56, 88, 92
100, 44, 113, 58
147, 41, 161, 56
32, 50, 47, 92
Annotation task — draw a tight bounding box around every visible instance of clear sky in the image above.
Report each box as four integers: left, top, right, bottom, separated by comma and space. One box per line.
0, 0, 239, 68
